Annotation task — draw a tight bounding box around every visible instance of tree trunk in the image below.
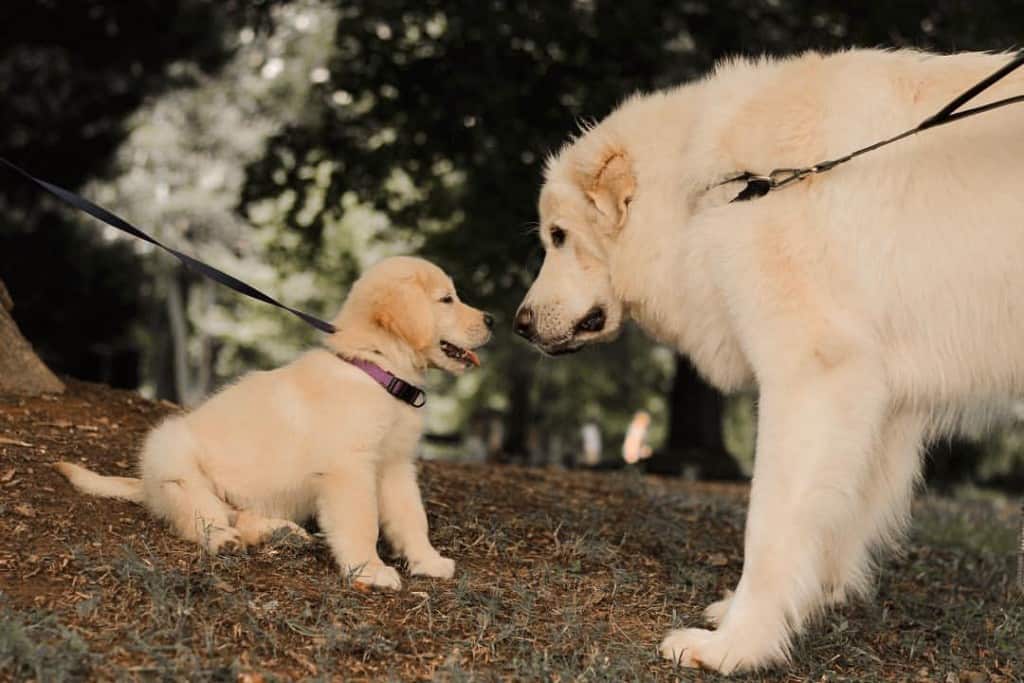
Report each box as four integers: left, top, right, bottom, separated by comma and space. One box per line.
646, 353, 742, 480
501, 356, 534, 463
165, 269, 192, 405
0, 278, 65, 396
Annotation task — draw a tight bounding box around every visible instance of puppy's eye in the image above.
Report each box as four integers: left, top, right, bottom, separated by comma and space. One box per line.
550, 225, 566, 248
439, 295, 454, 304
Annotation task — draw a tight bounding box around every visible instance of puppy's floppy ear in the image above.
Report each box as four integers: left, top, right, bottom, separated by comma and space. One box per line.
584, 151, 635, 231
374, 280, 435, 351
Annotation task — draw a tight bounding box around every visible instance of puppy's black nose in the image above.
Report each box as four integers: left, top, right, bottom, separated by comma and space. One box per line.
483, 312, 495, 330
514, 307, 535, 340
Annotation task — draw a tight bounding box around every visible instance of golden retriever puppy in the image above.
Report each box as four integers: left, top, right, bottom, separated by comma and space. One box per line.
58, 256, 492, 589
515, 50, 1024, 672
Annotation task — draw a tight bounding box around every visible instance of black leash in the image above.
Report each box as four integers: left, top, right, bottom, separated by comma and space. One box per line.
726, 51, 1024, 203
5, 54, 1022, 331
0, 157, 338, 334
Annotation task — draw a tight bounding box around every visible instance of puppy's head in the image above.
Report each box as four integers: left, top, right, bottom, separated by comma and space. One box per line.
514, 139, 634, 355
338, 256, 492, 373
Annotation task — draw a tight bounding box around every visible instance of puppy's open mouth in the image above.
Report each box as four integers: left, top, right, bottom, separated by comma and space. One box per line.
440, 340, 480, 367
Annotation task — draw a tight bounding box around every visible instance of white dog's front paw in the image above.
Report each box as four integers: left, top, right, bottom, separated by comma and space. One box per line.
352, 564, 402, 590
703, 590, 734, 627
660, 628, 723, 671
662, 627, 757, 674
409, 554, 455, 579
660, 624, 785, 674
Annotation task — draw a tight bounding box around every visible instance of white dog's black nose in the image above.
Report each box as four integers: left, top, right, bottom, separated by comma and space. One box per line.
514, 307, 535, 340
483, 312, 495, 329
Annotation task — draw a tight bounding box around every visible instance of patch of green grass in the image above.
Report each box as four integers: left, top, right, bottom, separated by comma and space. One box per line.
0, 598, 93, 682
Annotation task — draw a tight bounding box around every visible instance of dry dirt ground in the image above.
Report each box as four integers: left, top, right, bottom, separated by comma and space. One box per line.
1, 380, 1021, 682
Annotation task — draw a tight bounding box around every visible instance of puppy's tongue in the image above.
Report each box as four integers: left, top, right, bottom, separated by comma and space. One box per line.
466, 349, 480, 367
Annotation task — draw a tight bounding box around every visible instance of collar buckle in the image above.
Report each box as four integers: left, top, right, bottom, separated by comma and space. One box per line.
386, 376, 427, 408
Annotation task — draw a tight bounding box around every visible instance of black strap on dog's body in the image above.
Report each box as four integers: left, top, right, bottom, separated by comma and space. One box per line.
725, 51, 1024, 203
0, 157, 338, 334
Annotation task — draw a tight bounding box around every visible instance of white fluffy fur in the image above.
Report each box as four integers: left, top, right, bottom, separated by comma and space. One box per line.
57, 256, 491, 590
520, 49, 1024, 672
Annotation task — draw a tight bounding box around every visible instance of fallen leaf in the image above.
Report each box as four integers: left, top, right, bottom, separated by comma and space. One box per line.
0, 468, 15, 482
0, 436, 32, 447
708, 552, 729, 567
14, 504, 36, 518
958, 672, 987, 683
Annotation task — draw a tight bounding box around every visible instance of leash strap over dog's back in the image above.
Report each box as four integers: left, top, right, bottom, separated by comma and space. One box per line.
0, 158, 338, 334
726, 51, 1024, 202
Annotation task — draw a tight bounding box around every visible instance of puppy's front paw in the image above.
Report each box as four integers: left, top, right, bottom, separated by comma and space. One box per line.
353, 564, 402, 590
409, 554, 455, 579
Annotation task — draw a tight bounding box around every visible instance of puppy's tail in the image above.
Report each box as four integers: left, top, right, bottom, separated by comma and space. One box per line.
54, 462, 144, 503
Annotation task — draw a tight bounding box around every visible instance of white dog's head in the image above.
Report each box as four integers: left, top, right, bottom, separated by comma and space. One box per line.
515, 142, 635, 355
332, 256, 492, 373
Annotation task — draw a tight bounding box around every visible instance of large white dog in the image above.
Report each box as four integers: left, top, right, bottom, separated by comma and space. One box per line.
515, 49, 1024, 673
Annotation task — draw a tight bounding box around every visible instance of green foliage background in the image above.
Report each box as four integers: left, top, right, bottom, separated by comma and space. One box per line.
2, 0, 1024, 480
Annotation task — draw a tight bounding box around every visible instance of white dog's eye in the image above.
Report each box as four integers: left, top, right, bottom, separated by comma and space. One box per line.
439, 295, 454, 304
550, 225, 566, 247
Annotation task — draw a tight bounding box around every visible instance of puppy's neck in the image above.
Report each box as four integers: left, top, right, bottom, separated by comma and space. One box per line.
325, 324, 426, 385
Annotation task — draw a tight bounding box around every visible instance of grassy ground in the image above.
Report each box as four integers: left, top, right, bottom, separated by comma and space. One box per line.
1, 381, 1021, 681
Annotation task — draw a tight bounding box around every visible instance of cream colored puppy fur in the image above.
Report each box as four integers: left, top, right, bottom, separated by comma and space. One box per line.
58, 256, 491, 590
518, 49, 1024, 672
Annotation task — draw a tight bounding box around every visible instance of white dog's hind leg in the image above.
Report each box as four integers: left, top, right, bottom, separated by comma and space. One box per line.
661, 359, 888, 673
378, 460, 454, 579
822, 410, 925, 605
139, 419, 238, 553
317, 461, 402, 590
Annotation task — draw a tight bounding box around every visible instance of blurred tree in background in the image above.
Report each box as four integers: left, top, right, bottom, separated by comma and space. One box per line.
0, 0, 274, 388
83, 2, 357, 405
3, 0, 1024, 483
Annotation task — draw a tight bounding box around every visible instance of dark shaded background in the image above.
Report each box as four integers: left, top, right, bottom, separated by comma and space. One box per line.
2, 0, 1024, 485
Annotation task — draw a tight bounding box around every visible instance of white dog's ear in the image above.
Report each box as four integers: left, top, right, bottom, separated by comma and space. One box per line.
584, 152, 635, 230
374, 281, 435, 351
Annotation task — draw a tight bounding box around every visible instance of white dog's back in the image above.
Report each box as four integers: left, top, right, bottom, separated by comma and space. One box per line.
704, 51, 1024, 418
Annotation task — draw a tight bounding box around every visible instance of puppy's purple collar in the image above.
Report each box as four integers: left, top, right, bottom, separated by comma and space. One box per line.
338, 354, 426, 408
